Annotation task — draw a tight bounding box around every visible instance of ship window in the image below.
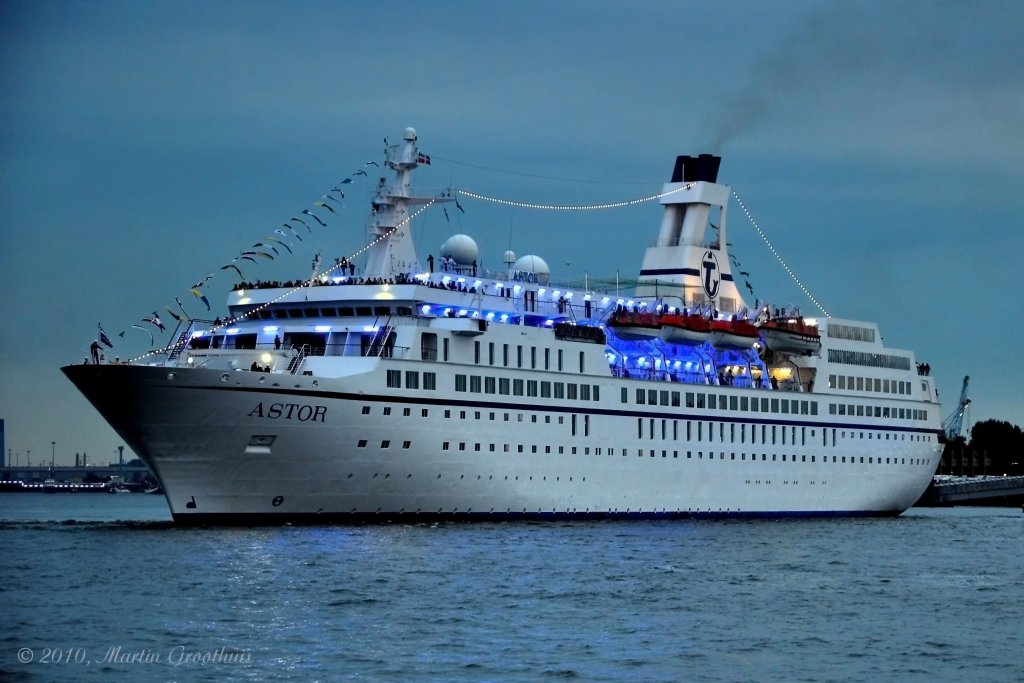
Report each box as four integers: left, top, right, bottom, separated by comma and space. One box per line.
338, 307, 354, 316
320, 307, 337, 316
443, 338, 449, 362
636, 389, 645, 405
686, 392, 695, 408
287, 308, 303, 318
387, 370, 401, 388
531, 347, 537, 369
503, 345, 509, 367
811, 402, 818, 415
470, 375, 481, 392
403, 408, 410, 416
622, 388, 629, 404
356, 307, 372, 316
637, 419, 643, 439
544, 348, 550, 370
782, 401, 790, 414
672, 392, 680, 407
403, 441, 411, 449
838, 376, 846, 390
708, 394, 717, 409
424, 373, 436, 390
383, 407, 392, 416
474, 341, 481, 364
874, 378, 881, 392
593, 385, 600, 401
485, 377, 496, 394
517, 345, 523, 368
357, 440, 367, 448
406, 371, 419, 390
567, 384, 578, 400
541, 381, 551, 398
421, 333, 437, 361
455, 374, 467, 392
696, 394, 705, 409
884, 379, 890, 393
374, 306, 390, 316
488, 342, 495, 365
558, 349, 563, 372
730, 396, 738, 411
361, 406, 370, 415
580, 384, 590, 400
444, 409, 451, 418
499, 378, 510, 395
579, 350, 585, 373
512, 379, 524, 396
554, 382, 565, 399
422, 409, 429, 417
660, 390, 669, 406
381, 440, 390, 449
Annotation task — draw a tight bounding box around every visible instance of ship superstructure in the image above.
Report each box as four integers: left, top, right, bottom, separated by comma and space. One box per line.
63, 128, 944, 523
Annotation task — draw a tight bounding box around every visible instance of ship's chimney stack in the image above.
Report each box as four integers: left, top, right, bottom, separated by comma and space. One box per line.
671, 154, 721, 183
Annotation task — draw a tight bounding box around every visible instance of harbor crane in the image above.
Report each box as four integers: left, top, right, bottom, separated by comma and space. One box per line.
941, 375, 971, 441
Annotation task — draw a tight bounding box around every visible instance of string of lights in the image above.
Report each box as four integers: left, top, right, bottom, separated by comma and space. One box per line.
456, 183, 692, 211
731, 189, 830, 317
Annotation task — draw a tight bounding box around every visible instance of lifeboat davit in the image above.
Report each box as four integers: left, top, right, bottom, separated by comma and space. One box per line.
759, 317, 821, 355
607, 311, 660, 340
658, 313, 712, 345
708, 318, 760, 350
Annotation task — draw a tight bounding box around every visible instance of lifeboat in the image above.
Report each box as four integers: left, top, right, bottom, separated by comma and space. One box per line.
759, 317, 821, 355
708, 318, 760, 350
607, 310, 660, 340
658, 313, 711, 345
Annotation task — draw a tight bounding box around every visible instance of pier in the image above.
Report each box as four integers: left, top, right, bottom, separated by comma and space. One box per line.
916, 475, 1024, 507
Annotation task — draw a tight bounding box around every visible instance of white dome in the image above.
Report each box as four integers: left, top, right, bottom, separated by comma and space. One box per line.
503, 250, 517, 265
440, 234, 479, 265
512, 254, 550, 284
403, 127, 417, 141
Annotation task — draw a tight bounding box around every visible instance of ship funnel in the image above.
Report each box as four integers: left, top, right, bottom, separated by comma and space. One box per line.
671, 154, 721, 183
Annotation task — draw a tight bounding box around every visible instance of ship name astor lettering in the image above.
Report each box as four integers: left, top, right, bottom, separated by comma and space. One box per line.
248, 402, 326, 422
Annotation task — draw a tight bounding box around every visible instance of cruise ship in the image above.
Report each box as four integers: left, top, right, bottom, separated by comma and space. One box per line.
63, 128, 944, 523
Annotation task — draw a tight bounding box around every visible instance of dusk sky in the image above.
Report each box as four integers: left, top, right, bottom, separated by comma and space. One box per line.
2, 0, 1022, 467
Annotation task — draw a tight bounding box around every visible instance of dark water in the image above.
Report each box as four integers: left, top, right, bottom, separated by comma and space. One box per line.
0, 495, 1020, 683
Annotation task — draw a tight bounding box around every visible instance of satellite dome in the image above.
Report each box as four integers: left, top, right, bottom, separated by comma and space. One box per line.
503, 250, 516, 265
440, 234, 479, 265
512, 255, 550, 284
403, 127, 417, 141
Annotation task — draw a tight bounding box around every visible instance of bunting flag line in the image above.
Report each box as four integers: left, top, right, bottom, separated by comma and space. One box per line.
164, 305, 182, 323
455, 197, 465, 213
191, 288, 211, 310
364, 161, 379, 167
301, 209, 327, 226
290, 217, 310, 231
314, 200, 337, 214
144, 311, 166, 332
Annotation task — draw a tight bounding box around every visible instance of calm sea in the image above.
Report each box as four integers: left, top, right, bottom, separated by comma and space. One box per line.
0, 494, 1020, 683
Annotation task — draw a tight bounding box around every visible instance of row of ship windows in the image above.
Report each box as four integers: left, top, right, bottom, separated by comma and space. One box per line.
453, 374, 601, 401
630, 388, 820, 417
251, 305, 414, 320
352, 437, 931, 467
472, 341, 585, 374
828, 374, 913, 395
636, 418, 933, 446
385, 370, 437, 390
359, 405, 934, 447
829, 403, 929, 421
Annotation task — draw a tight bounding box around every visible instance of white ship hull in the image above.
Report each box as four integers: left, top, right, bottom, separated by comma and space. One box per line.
63, 363, 942, 523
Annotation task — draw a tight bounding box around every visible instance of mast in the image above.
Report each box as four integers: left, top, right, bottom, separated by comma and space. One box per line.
362, 127, 452, 278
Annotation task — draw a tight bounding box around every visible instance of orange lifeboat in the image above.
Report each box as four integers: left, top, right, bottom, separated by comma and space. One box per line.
708, 318, 760, 350
658, 313, 712, 345
607, 310, 660, 340
759, 317, 821, 355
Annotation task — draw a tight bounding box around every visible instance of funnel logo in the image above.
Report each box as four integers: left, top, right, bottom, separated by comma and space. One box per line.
701, 250, 721, 298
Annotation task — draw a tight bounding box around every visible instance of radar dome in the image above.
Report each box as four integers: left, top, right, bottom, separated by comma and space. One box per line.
403, 127, 417, 141
440, 234, 479, 265
503, 250, 517, 265
512, 255, 550, 284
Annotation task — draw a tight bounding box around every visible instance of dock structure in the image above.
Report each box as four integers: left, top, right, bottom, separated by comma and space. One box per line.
916, 475, 1024, 507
